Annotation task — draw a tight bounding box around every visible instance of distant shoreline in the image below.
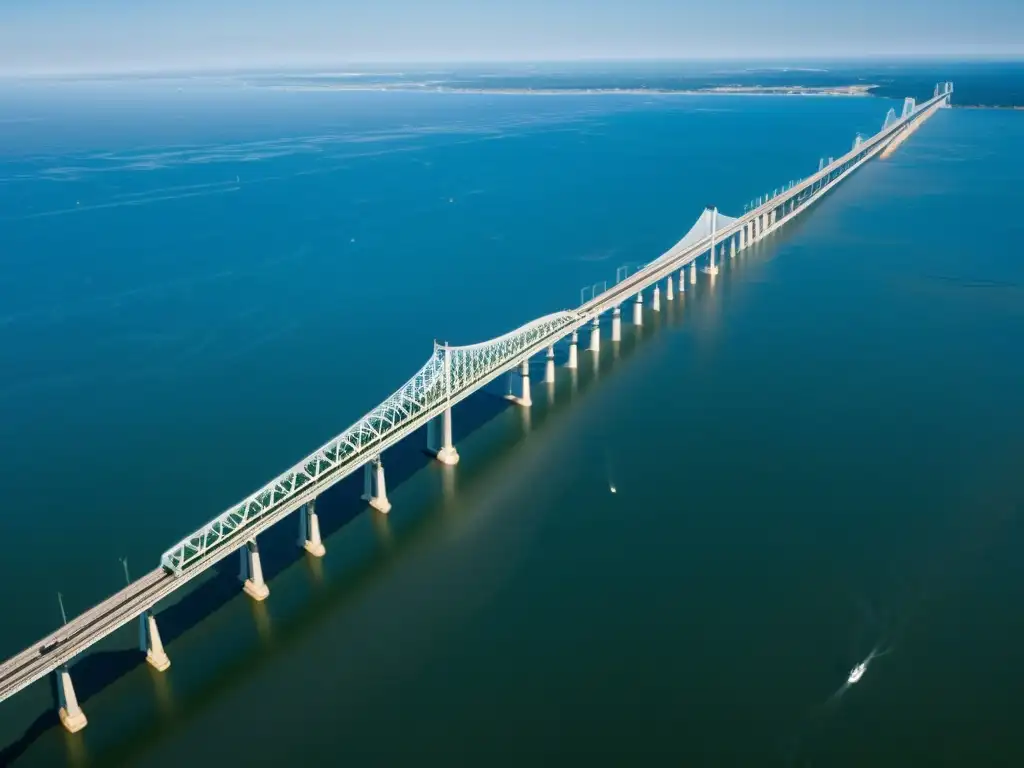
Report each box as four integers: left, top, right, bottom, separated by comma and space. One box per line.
952, 104, 1024, 110
262, 83, 878, 97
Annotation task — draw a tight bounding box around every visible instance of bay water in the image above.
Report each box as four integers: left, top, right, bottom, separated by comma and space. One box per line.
1, 80, 1022, 765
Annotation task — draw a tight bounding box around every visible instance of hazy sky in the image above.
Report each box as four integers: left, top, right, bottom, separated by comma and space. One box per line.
2, 0, 1022, 75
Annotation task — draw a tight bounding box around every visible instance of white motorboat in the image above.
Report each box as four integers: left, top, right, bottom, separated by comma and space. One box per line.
848, 661, 868, 684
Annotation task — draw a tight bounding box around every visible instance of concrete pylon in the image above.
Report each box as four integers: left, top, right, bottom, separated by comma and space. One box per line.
435, 408, 459, 465
665, 276, 674, 301
730, 236, 737, 258
518, 359, 532, 407
633, 293, 643, 325
363, 458, 391, 514
652, 285, 661, 312
298, 499, 326, 557
239, 539, 269, 601
611, 306, 622, 341
56, 666, 87, 733
138, 609, 171, 671
678, 269, 685, 293
544, 345, 556, 384
588, 316, 600, 353
566, 330, 578, 369
689, 262, 697, 284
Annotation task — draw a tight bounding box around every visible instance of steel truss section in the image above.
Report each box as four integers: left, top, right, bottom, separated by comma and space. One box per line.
161, 311, 578, 574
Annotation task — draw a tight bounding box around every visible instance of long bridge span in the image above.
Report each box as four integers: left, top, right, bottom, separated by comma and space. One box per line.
0, 83, 953, 732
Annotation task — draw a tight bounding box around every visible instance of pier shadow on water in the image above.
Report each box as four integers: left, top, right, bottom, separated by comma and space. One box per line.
0, 271, 726, 766
0, 385, 519, 766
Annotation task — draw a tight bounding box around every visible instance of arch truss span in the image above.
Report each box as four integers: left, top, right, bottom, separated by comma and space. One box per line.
444, 311, 578, 394
160, 310, 578, 575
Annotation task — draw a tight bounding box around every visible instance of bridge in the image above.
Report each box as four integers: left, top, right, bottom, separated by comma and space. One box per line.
0, 83, 954, 733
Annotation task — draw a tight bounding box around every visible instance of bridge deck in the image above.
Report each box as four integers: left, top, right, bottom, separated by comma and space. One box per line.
0, 88, 950, 707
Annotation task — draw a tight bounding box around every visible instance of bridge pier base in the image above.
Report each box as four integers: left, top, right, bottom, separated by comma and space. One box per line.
139, 609, 171, 671
689, 262, 697, 285
544, 345, 556, 384
588, 317, 600, 353
730, 237, 736, 258
508, 359, 532, 407
429, 408, 460, 465
298, 499, 326, 557
678, 270, 685, 293
611, 307, 621, 341
566, 331, 578, 369
239, 539, 270, 601
632, 294, 643, 325
363, 458, 392, 514
665, 277, 674, 301
57, 665, 87, 733
652, 286, 661, 312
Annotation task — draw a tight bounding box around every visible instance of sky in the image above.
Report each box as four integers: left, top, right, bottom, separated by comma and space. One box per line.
1, 0, 1022, 75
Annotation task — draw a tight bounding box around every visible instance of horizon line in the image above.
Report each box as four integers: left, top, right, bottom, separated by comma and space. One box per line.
2, 52, 1023, 79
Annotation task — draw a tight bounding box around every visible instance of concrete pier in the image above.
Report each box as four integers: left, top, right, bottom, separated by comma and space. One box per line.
298, 499, 326, 557
363, 458, 392, 513
633, 293, 643, 325
611, 306, 622, 341
426, 411, 458, 465
438, 408, 459, 465
730, 236, 736, 258
138, 610, 170, 671
56, 666, 87, 733
652, 285, 661, 312
544, 345, 556, 384
239, 539, 269, 601
518, 359, 532, 407
678, 269, 685, 293
690, 262, 697, 284
665, 276, 674, 301
566, 330, 578, 369
588, 317, 600, 353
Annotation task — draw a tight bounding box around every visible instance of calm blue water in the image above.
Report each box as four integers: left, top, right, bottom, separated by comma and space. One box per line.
1, 80, 1022, 766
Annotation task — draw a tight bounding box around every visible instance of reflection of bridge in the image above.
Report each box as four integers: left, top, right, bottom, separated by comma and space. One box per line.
0, 83, 953, 732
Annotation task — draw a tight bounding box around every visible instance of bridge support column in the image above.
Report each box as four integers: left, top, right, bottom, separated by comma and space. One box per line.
588, 317, 600, 353
652, 285, 660, 312
706, 250, 718, 276
665, 276, 674, 301
436, 408, 459, 465
632, 293, 643, 325
689, 262, 697, 285
298, 498, 326, 556
730, 236, 736, 258
56, 666, 87, 733
566, 331, 578, 369
544, 345, 556, 383
239, 539, 270, 600
611, 306, 622, 341
678, 269, 685, 293
363, 458, 392, 513
518, 360, 532, 407
139, 609, 171, 671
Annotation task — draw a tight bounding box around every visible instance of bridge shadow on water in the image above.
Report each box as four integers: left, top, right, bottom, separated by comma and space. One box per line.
0, 386, 520, 766
0, 270, 734, 766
